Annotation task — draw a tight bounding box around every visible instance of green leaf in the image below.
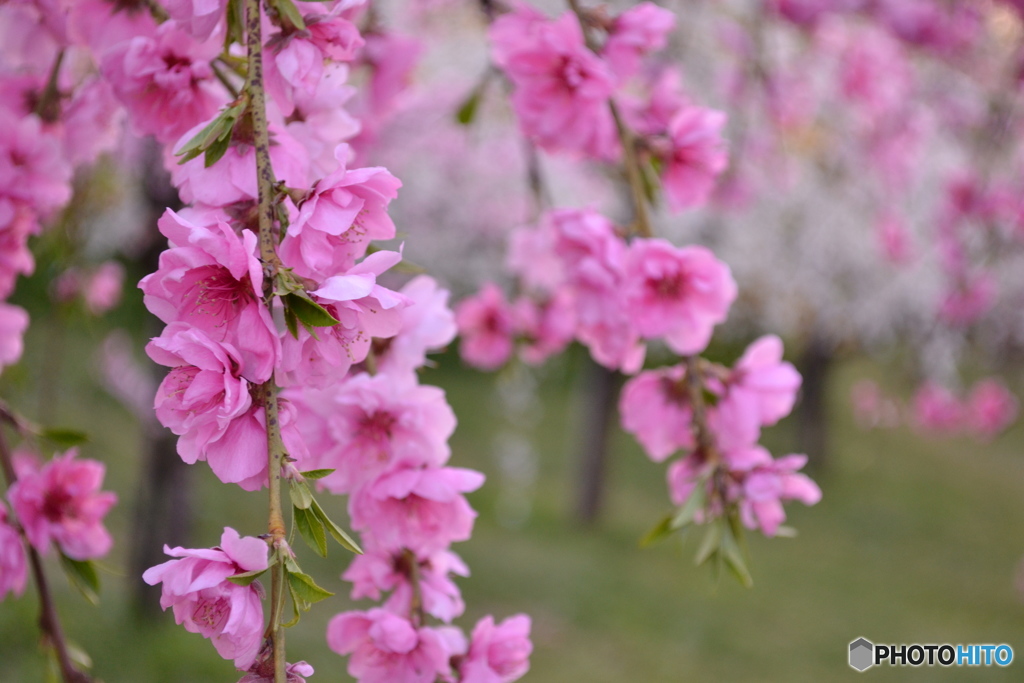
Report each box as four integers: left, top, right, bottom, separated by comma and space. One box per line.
283, 582, 303, 627
65, 641, 93, 671
300, 469, 336, 480
289, 479, 313, 510
176, 115, 226, 161
284, 306, 299, 339
694, 522, 722, 567
285, 292, 340, 328
59, 554, 99, 605
204, 132, 232, 168
639, 514, 674, 548
225, 0, 243, 48
670, 484, 706, 531
310, 500, 362, 554
456, 89, 481, 125
294, 506, 327, 557
272, 0, 307, 30
226, 568, 266, 586
720, 525, 753, 588
287, 569, 334, 604
40, 428, 88, 449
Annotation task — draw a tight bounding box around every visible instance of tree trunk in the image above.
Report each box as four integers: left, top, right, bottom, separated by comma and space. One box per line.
574, 359, 621, 525
796, 336, 833, 473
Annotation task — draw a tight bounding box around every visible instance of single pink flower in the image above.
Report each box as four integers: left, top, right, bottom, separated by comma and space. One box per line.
163, 0, 227, 41
0, 199, 39, 299
965, 378, 1018, 440
739, 454, 821, 537
459, 614, 532, 683
238, 660, 315, 683
327, 609, 451, 683
619, 365, 694, 462
602, 3, 676, 80
511, 292, 575, 366
100, 23, 223, 143
938, 273, 997, 326
730, 335, 801, 427
374, 275, 458, 376
265, 34, 324, 117
912, 382, 964, 434
874, 213, 914, 265
455, 283, 515, 371
350, 465, 484, 556
624, 239, 736, 355
307, 14, 364, 62
83, 261, 125, 314
659, 105, 728, 212
0, 302, 29, 372
8, 449, 117, 560
278, 145, 400, 281
143, 527, 268, 670
491, 10, 619, 160
0, 110, 72, 218
0, 502, 27, 600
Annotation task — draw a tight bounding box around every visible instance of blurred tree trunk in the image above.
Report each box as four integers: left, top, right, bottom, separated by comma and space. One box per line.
130, 144, 194, 617
574, 359, 621, 525
796, 336, 833, 473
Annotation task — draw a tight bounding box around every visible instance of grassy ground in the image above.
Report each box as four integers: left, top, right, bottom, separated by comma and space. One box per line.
1, 313, 1022, 681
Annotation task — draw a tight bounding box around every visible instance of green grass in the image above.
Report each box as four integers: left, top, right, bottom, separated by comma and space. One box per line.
1, 315, 1022, 682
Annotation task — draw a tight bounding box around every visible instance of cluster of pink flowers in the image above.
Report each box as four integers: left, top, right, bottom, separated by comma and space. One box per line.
34, 0, 537, 676
621, 336, 820, 536
459, 208, 736, 373
489, 2, 728, 212
0, 448, 117, 599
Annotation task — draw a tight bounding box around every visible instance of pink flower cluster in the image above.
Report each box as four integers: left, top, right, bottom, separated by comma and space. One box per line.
458, 208, 736, 373
0, 448, 117, 602
489, 3, 728, 212
620, 336, 820, 536
911, 379, 1018, 441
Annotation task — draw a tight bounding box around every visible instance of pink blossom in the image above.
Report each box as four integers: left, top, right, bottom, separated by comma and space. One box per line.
455, 283, 515, 371
624, 239, 736, 355
0, 110, 72, 218
965, 379, 1018, 440
164, 0, 227, 41
100, 23, 223, 143
912, 382, 963, 434
304, 372, 455, 494
658, 106, 728, 212
730, 335, 801, 426
619, 365, 694, 462
279, 146, 401, 281
265, 34, 324, 117
459, 614, 532, 683
491, 10, 619, 160
171, 124, 310, 207
350, 465, 484, 556
874, 213, 913, 265
142, 527, 268, 670
8, 449, 117, 560
343, 544, 469, 623
83, 261, 125, 314
374, 275, 458, 376
938, 273, 996, 326
0, 302, 29, 372
0, 502, 27, 600
139, 209, 278, 382
146, 322, 252, 465
511, 292, 575, 365
327, 608, 451, 683
307, 14, 364, 62
0, 199, 41, 297
602, 3, 675, 80
739, 454, 821, 537
61, 76, 124, 166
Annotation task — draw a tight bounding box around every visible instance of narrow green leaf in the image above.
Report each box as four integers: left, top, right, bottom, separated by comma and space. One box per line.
289, 479, 313, 510
720, 525, 753, 588
282, 582, 303, 627
294, 506, 327, 557
287, 570, 334, 604
40, 428, 88, 449
300, 469, 336, 480
176, 116, 224, 159
273, 0, 307, 29
59, 554, 99, 604
456, 89, 481, 126
669, 485, 706, 531
226, 568, 266, 587
284, 306, 299, 339
65, 641, 93, 671
285, 292, 339, 328
694, 522, 722, 567
639, 514, 673, 548
204, 132, 232, 168
310, 500, 362, 554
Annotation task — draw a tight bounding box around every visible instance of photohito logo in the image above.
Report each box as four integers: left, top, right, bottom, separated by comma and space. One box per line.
848, 637, 1013, 671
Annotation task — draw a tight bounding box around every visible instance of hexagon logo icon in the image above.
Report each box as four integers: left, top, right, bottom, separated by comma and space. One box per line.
849, 637, 874, 672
